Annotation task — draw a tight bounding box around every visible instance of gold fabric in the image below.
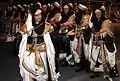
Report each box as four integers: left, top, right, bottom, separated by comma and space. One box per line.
43, 22, 54, 34
99, 19, 112, 34
26, 42, 46, 52
80, 15, 90, 27
26, 43, 46, 67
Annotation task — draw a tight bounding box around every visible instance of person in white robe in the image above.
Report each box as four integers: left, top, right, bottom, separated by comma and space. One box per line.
89, 8, 119, 81
18, 4, 59, 81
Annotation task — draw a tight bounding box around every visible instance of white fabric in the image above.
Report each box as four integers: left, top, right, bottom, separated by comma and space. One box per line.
89, 33, 116, 72
19, 13, 33, 78
19, 34, 28, 78
80, 34, 93, 61
70, 37, 80, 63
88, 34, 93, 62
43, 32, 58, 81
89, 13, 93, 28
78, 4, 87, 10
59, 53, 67, 59
90, 45, 103, 71
104, 43, 117, 68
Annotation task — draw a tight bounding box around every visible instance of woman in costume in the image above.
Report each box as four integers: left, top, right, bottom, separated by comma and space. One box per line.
18, 4, 58, 81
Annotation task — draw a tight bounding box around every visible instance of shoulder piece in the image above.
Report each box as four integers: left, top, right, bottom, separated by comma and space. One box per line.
80, 14, 90, 27
101, 19, 112, 29
49, 13, 61, 23
100, 19, 113, 35
43, 22, 54, 34
20, 24, 27, 33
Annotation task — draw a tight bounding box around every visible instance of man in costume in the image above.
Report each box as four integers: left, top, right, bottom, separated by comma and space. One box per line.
18, 4, 59, 81
58, 4, 76, 66
74, 3, 91, 72
89, 8, 119, 81
47, 1, 61, 76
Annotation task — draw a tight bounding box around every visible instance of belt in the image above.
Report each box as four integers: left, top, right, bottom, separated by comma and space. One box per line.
93, 35, 103, 41
26, 42, 46, 52
27, 36, 44, 44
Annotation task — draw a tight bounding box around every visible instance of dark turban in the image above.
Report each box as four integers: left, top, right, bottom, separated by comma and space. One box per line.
30, 4, 40, 15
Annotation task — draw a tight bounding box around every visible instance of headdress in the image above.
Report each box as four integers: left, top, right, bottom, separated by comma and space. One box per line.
95, 9, 101, 14
53, 2, 61, 9
63, 5, 69, 9
68, 3, 73, 8
78, 4, 87, 11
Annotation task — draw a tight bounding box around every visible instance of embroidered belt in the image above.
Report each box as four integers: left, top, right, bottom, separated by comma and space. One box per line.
93, 35, 103, 46
26, 42, 46, 52
27, 36, 44, 44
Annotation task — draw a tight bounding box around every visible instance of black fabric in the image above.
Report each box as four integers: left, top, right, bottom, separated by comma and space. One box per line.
50, 22, 61, 73
32, 18, 45, 35
58, 35, 67, 53
13, 32, 22, 56
31, 4, 45, 35
55, 54, 59, 73
50, 22, 60, 39
50, 37, 60, 73
32, 78, 37, 81
52, 35, 71, 57
68, 35, 75, 41
30, 4, 40, 15
103, 34, 115, 52
83, 28, 91, 44
27, 36, 44, 44
76, 39, 90, 72
20, 10, 26, 19
5, 9, 13, 19
60, 35, 71, 56
81, 39, 90, 72
60, 11, 73, 23
91, 9, 106, 32
92, 20, 103, 32
75, 9, 85, 25
109, 64, 119, 77
94, 51, 102, 68
0, 21, 4, 34
46, 54, 52, 81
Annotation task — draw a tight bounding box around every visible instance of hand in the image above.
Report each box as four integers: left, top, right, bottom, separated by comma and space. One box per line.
60, 23, 66, 27
60, 23, 63, 27
35, 73, 48, 80
67, 29, 75, 36
89, 22, 93, 28
32, 31, 37, 37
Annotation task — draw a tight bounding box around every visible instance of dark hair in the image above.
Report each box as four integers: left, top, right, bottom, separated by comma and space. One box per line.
30, 4, 40, 15
53, 4, 61, 13
75, 9, 86, 25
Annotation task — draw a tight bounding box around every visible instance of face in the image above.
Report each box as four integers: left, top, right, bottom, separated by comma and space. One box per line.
42, 5, 47, 12
9, 6, 13, 10
50, 4, 54, 11
95, 9, 102, 19
64, 8, 69, 14
34, 9, 42, 24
